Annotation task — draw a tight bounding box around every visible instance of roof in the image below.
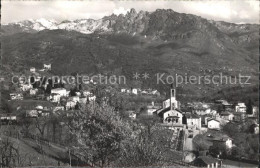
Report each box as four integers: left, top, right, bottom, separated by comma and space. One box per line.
147, 105, 161, 109
250, 123, 259, 128
222, 102, 232, 106
208, 118, 220, 123
156, 106, 182, 115
213, 136, 232, 141
51, 88, 66, 91
205, 130, 232, 141
51, 93, 59, 96
198, 156, 219, 164
220, 112, 232, 116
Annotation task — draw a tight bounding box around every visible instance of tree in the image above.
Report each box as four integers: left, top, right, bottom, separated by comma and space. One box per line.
69, 88, 77, 96
0, 138, 22, 167
67, 104, 132, 166
246, 99, 253, 114
45, 84, 52, 94
231, 146, 243, 158
117, 131, 164, 167
33, 116, 50, 137
209, 143, 228, 158
193, 134, 212, 151
136, 114, 160, 138
223, 122, 240, 137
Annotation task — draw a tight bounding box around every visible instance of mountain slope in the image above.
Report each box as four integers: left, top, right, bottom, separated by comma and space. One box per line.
1, 8, 258, 101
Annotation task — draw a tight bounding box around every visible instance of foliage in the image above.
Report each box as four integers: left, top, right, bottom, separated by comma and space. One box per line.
67, 104, 132, 166
246, 99, 253, 114
223, 121, 259, 161
222, 122, 240, 137
193, 134, 212, 151
209, 143, 228, 158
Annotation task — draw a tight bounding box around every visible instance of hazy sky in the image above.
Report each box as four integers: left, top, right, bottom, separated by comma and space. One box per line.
2, 0, 259, 24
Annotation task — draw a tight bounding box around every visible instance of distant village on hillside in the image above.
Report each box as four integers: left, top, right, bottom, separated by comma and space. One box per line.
0, 63, 258, 167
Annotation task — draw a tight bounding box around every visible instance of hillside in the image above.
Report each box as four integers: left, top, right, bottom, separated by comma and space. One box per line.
1, 8, 258, 102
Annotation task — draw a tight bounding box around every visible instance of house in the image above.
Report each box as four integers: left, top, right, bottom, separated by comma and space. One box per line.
26, 110, 38, 118
35, 76, 42, 82
51, 88, 67, 97
212, 135, 233, 149
183, 113, 201, 130
49, 93, 61, 103
75, 92, 81, 96
35, 105, 43, 113
69, 96, 80, 102
126, 110, 136, 119
194, 108, 212, 115
192, 156, 221, 168
201, 114, 212, 125
129, 112, 136, 119
249, 124, 259, 134
215, 100, 232, 110
235, 103, 246, 113
10, 93, 23, 100
40, 110, 51, 117
201, 103, 210, 109
147, 102, 161, 115
151, 90, 160, 96
141, 90, 148, 94
65, 100, 76, 110
222, 101, 232, 110
233, 113, 246, 122
30, 88, 38, 95
131, 88, 138, 95
20, 84, 33, 91
39, 69, 45, 72
0, 115, 17, 125
36, 94, 45, 100
79, 97, 87, 104
207, 119, 220, 130
30, 67, 36, 73
88, 95, 96, 102
53, 106, 65, 112
247, 106, 258, 117
220, 112, 234, 121
43, 63, 51, 70
83, 91, 91, 96
66, 90, 70, 97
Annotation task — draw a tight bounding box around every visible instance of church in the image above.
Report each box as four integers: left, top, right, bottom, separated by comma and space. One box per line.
155, 89, 183, 124
154, 89, 201, 130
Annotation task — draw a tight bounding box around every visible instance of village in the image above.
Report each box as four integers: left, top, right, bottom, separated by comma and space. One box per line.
0, 63, 259, 168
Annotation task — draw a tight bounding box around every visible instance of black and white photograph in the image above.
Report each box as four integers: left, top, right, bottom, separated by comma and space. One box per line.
0, 0, 259, 167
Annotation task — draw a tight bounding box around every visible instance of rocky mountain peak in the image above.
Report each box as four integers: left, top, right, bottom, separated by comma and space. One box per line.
129, 8, 137, 15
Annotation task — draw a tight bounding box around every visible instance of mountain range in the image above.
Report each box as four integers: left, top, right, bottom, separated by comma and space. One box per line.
1, 8, 259, 103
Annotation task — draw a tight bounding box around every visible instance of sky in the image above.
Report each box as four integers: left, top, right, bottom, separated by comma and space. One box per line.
2, 0, 259, 24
